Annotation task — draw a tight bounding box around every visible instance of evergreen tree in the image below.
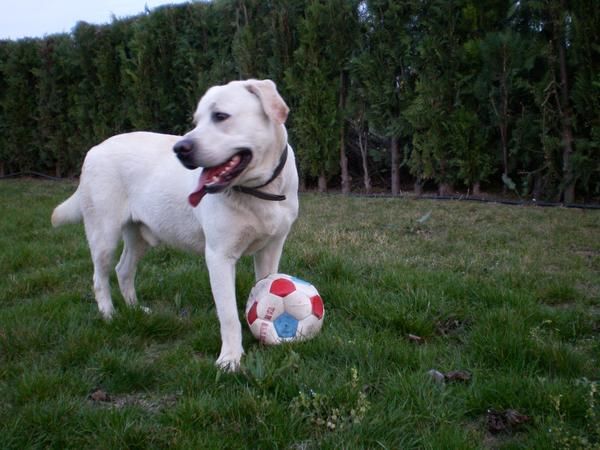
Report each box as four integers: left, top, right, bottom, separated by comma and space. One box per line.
405, 0, 467, 195
514, 0, 591, 201
71, 22, 104, 153
285, 0, 358, 192
124, 2, 238, 133
0, 39, 41, 173
471, 28, 538, 194
92, 18, 135, 138
351, 0, 417, 195
569, 0, 600, 200
126, 7, 186, 132
35, 34, 81, 176
232, 0, 306, 87
547, 0, 577, 202
0, 40, 11, 176
180, 1, 239, 125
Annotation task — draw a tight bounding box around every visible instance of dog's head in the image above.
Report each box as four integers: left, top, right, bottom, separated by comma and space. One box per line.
173, 79, 289, 207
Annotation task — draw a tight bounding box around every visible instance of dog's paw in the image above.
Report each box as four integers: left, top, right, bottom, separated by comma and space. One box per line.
216, 352, 243, 372
99, 307, 114, 321
137, 305, 152, 314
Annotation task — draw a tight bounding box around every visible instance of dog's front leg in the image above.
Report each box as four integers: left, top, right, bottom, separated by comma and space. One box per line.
254, 235, 286, 281
205, 247, 244, 371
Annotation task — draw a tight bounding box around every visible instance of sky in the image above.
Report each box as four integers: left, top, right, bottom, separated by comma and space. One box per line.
0, 0, 192, 40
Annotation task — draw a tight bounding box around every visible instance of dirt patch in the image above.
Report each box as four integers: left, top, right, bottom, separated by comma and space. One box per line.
435, 316, 472, 337
88, 388, 178, 413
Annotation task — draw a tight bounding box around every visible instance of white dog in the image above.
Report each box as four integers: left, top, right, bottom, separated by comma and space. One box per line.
51, 79, 299, 370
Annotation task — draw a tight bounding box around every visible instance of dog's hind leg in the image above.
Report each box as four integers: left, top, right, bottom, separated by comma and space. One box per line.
84, 219, 122, 320
116, 223, 149, 309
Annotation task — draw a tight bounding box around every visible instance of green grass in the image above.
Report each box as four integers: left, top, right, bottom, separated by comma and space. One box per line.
1, 178, 599, 449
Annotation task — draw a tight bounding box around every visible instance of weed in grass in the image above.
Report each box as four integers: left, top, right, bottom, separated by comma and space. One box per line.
549, 379, 600, 450
290, 367, 370, 432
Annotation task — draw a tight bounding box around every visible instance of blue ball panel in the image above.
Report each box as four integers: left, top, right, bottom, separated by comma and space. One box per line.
290, 276, 311, 286
273, 313, 299, 338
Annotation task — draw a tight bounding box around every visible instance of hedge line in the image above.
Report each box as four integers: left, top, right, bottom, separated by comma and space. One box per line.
0, 0, 598, 201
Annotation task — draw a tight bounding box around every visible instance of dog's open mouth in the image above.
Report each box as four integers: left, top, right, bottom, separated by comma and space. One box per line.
188, 149, 252, 207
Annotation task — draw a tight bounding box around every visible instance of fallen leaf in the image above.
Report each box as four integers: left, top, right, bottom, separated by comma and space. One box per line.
427, 369, 446, 383
417, 210, 432, 224
445, 370, 472, 382
486, 410, 507, 434
89, 388, 110, 402
505, 409, 531, 427
486, 409, 531, 434
435, 317, 471, 336
407, 334, 424, 344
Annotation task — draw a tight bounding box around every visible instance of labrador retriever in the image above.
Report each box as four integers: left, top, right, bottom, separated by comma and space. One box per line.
51, 79, 299, 370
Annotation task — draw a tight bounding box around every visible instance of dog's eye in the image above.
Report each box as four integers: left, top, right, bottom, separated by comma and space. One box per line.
212, 112, 230, 123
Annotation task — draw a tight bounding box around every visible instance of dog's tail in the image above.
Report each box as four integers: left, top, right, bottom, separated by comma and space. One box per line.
51, 189, 83, 227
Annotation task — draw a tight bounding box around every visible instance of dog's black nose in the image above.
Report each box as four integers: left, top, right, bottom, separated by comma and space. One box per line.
173, 139, 197, 169
173, 139, 194, 157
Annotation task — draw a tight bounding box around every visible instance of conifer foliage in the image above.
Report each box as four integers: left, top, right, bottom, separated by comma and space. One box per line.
0, 0, 597, 201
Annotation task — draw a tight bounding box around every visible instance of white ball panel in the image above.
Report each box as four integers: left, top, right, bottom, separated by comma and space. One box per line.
283, 291, 313, 320
296, 314, 324, 340
249, 318, 281, 345
255, 293, 285, 320
295, 282, 319, 298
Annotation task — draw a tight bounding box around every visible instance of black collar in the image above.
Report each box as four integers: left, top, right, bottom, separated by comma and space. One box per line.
232, 146, 288, 201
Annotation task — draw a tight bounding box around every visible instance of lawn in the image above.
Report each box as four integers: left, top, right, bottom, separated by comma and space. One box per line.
1, 179, 598, 449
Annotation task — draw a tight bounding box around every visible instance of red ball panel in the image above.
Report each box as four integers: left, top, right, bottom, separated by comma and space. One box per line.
247, 301, 258, 325
269, 278, 296, 297
311, 295, 324, 319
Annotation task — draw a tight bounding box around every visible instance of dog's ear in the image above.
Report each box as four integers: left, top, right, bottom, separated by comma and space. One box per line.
245, 79, 289, 124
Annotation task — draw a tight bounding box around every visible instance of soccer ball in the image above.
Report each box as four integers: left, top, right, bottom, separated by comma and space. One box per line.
245, 274, 324, 345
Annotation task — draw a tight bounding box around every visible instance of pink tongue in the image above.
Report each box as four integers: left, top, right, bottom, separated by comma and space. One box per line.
188, 166, 222, 207
188, 188, 205, 207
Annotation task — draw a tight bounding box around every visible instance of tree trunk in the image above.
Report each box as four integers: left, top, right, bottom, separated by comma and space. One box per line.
500, 43, 509, 195
472, 181, 481, 197
533, 174, 543, 201
437, 157, 452, 196
556, 0, 575, 203
558, 41, 575, 203
318, 172, 327, 193
358, 129, 371, 194
561, 118, 575, 203
500, 125, 509, 195
339, 128, 350, 194
339, 70, 350, 194
390, 137, 400, 195
414, 179, 423, 196
438, 182, 454, 196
